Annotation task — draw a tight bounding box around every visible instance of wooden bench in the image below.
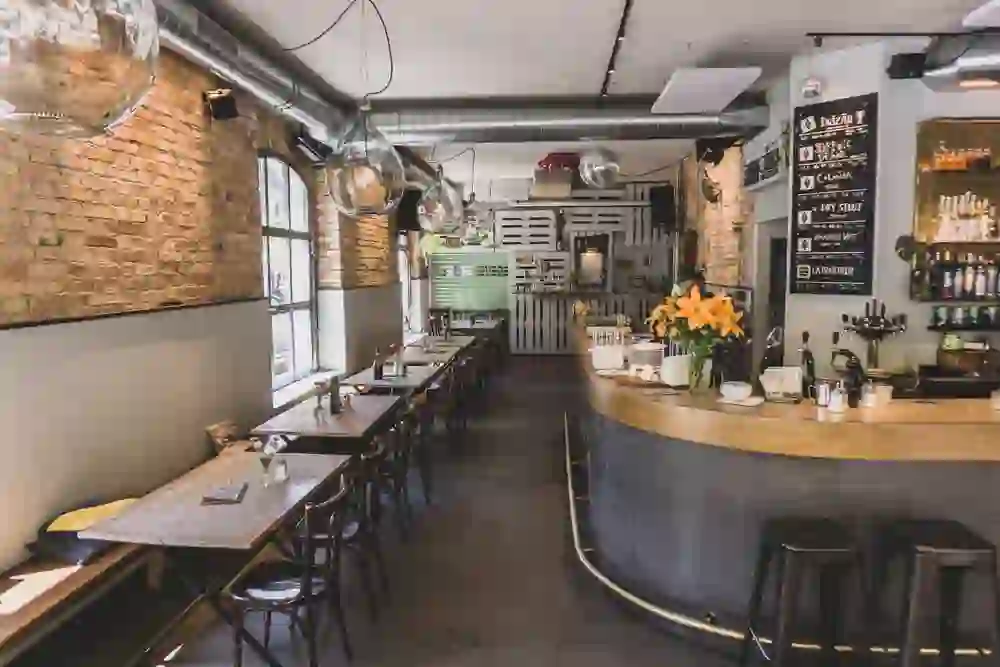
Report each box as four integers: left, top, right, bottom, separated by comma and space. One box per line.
0, 544, 151, 666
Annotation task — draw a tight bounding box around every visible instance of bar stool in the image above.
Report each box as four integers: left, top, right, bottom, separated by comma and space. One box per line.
739, 518, 860, 667
865, 519, 1000, 667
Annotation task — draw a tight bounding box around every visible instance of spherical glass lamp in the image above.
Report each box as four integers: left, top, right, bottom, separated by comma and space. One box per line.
418, 172, 464, 234
579, 148, 621, 189
0, 0, 159, 137
326, 107, 406, 218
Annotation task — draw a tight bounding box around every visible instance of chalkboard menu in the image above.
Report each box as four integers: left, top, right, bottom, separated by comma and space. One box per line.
791, 93, 878, 295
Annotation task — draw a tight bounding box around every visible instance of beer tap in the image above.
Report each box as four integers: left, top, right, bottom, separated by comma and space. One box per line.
838, 297, 907, 370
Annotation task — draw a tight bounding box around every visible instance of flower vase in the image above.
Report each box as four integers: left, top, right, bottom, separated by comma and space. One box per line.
687, 353, 713, 393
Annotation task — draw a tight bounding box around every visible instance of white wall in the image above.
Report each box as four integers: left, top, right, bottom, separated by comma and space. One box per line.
777, 40, 1000, 375
318, 284, 404, 373
0, 300, 272, 570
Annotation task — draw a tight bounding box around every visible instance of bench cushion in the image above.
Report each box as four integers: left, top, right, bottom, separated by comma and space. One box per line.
29, 500, 137, 566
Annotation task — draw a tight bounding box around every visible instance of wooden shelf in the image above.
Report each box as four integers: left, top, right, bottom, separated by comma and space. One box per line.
928, 325, 1000, 332
916, 299, 1000, 305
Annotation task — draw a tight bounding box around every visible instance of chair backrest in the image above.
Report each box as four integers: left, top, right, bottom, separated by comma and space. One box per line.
297, 473, 353, 598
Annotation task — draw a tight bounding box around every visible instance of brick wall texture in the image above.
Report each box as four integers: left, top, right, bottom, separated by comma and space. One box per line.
680, 146, 747, 285
316, 169, 398, 291
0, 50, 397, 327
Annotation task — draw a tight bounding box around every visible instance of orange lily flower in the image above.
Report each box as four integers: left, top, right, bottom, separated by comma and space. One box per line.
676, 286, 715, 330
708, 296, 744, 337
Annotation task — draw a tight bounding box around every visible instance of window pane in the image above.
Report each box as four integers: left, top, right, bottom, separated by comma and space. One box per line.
257, 158, 268, 227
271, 312, 294, 389
289, 171, 309, 233
293, 308, 314, 378
260, 234, 270, 299
266, 159, 289, 229
267, 236, 291, 306
291, 238, 311, 303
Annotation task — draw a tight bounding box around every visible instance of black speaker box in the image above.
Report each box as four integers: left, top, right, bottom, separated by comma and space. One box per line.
887, 53, 927, 80
649, 184, 676, 232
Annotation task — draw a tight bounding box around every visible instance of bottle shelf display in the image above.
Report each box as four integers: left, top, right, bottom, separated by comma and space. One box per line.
913, 120, 1000, 245
929, 303, 1000, 331
910, 120, 1000, 301
910, 246, 1000, 302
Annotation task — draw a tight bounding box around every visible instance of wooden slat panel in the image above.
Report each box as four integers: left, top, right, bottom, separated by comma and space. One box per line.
495, 210, 557, 250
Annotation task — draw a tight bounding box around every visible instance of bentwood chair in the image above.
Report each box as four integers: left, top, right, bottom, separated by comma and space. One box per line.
410, 391, 435, 505
288, 458, 389, 626
226, 477, 354, 666
369, 419, 416, 540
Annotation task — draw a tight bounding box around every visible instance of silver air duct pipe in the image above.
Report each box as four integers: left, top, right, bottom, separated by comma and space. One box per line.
155, 0, 347, 146
922, 34, 1000, 91
373, 107, 769, 145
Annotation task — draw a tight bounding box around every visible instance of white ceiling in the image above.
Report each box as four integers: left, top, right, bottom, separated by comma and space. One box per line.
430, 140, 693, 194
220, 0, 985, 193
222, 0, 985, 99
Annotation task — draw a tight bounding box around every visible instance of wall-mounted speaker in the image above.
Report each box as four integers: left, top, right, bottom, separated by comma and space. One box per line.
649, 184, 676, 232
203, 89, 239, 120
887, 53, 927, 80
695, 137, 741, 166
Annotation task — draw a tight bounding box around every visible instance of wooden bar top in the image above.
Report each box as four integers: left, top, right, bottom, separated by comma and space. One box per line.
579, 333, 1000, 461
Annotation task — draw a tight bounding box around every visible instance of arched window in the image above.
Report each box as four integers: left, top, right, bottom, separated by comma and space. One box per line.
258, 156, 315, 389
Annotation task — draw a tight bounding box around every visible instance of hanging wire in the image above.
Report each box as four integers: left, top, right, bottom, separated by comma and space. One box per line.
622, 160, 681, 179
431, 146, 476, 164
362, 0, 395, 97
280, 0, 394, 98
281, 0, 361, 51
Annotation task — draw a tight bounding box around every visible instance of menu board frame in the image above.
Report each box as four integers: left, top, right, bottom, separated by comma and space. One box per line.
791, 93, 878, 295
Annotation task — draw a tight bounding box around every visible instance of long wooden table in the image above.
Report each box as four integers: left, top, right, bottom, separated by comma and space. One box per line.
82, 452, 350, 667
252, 394, 402, 455
343, 363, 442, 395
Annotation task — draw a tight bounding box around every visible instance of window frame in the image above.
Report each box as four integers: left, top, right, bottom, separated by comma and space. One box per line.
258, 154, 317, 391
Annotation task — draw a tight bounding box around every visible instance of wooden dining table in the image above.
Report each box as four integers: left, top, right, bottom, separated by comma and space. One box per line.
82, 452, 349, 667
400, 345, 458, 366
343, 363, 444, 395
251, 393, 402, 454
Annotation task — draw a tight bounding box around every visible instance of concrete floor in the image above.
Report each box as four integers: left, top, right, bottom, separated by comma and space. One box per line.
172, 358, 731, 667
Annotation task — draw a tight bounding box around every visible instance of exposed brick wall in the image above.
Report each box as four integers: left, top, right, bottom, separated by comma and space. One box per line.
0, 52, 309, 326
315, 169, 398, 290
680, 147, 747, 285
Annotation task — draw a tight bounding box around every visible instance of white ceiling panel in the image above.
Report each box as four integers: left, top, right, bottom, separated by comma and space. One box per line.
651, 67, 762, 114
612, 0, 984, 94
220, 0, 624, 99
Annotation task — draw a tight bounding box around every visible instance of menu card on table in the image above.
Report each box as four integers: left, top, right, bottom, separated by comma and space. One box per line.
791, 93, 878, 295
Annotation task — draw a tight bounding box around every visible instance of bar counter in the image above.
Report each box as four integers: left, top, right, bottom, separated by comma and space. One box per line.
575, 336, 1000, 645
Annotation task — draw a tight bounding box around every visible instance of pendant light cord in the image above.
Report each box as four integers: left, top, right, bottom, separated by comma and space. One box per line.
282, 0, 394, 98
282, 0, 360, 52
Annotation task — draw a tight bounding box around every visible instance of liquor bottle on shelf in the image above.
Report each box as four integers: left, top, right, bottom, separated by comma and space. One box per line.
988, 262, 999, 299
976, 264, 988, 299
964, 253, 976, 297
942, 264, 954, 300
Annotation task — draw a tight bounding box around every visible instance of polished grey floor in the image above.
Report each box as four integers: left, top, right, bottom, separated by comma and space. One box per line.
173, 358, 730, 667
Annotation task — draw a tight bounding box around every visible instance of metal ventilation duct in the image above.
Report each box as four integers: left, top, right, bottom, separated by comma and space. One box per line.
922, 34, 1000, 91
372, 107, 769, 145
155, 0, 347, 146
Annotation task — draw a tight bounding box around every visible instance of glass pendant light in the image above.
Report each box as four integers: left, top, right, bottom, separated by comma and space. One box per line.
418, 167, 464, 234
580, 147, 621, 189
326, 103, 405, 218
0, 0, 159, 137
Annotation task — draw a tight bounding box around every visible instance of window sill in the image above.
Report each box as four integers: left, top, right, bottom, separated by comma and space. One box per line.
272, 370, 341, 412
